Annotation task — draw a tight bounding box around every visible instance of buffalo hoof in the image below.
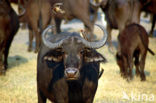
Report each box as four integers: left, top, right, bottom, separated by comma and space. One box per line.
0, 70, 6, 75
122, 73, 128, 80
20, 23, 27, 30
148, 32, 153, 38
130, 75, 133, 80
0, 65, 6, 76
34, 49, 39, 53
126, 77, 133, 82
28, 47, 32, 52
120, 73, 125, 78
136, 71, 140, 77
28, 48, 32, 52
149, 35, 153, 38
141, 76, 146, 81
140, 72, 146, 81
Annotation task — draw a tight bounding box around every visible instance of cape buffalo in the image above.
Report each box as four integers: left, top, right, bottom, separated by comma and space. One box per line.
116, 23, 155, 81
19, 0, 102, 53
0, 0, 19, 75
37, 24, 107, 103
50, 0, 103, 40
149, 14, 156, 37
100, 0, 150, 53
19, 0, 52, 53
142, 0, 156, 36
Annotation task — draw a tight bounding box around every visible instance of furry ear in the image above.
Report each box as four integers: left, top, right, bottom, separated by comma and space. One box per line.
43, 48, 63, 62
84, 49, 107, 63
43, 55, 63, 62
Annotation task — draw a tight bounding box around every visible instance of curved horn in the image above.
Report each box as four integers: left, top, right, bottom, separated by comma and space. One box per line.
90, 0, 101, 7
42, 24, 107, 49
42, 25, 69, 49
80, 24, 108, 49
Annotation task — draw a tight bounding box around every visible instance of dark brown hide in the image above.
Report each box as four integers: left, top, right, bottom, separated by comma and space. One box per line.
19, 0, 51, 53
116, 23, 154, 81
0, 0, 19, 75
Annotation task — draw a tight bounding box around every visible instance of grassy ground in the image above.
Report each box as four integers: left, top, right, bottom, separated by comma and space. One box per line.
0, 4, 156, 103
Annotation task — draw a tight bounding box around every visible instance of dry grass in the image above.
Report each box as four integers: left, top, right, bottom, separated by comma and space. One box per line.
0, 4, 156, 103
0, 29, 156, 103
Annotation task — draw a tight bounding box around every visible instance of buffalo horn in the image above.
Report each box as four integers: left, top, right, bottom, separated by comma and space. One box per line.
80, 24, 108, 49
42, 25, 69, 49
42, 24, 107, 49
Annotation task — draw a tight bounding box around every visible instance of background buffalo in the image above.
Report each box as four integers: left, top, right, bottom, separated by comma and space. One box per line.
0, 0, 19, 75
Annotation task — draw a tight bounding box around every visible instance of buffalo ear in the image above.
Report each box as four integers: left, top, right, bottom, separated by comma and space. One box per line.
43, 55, 63, 62
84, 49, 107, 63
43, 48, 63, 62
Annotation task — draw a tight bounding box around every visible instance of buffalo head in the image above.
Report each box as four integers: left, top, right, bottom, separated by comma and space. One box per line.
116, 52, 128, 78
42, 24, 107, 80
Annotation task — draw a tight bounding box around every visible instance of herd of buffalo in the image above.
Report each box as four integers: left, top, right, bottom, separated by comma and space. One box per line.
0, 0, 156, 103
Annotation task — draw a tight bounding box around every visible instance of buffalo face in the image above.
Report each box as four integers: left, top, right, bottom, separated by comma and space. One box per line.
42, 24, 107, 80
44, 36, 106, 80
116, 52, 128, 78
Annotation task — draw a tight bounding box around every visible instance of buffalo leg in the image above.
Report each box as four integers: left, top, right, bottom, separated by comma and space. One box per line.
4, 47, 8, 69
51, 17, 57, 34
34, 28, 41, 53
40, 2, 51, 33
107, 25, 116, 54
107, 25, 112, 47
90, 8, 98, 25
80, 16, 94, 41
149, 14, 156, 37
4, 32, 16, 69
31, 28, 40, 53
28, 28, 34, 52
127, 56, 133, 81
120, 67, 125, 78
134, 51, 140, 76
37, 88, 47, 103
123, 56, 128, 79
140, 52, 147, 81
0, 62, 5, 75
32, 27, 40, 53
0, 52, 5, 75
27, 5, 40, 53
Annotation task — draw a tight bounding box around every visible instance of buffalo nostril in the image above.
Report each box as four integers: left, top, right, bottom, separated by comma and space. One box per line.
65, 68, 79, 79
66, 70, 77, 76
68, 69, 76, 73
